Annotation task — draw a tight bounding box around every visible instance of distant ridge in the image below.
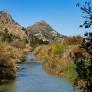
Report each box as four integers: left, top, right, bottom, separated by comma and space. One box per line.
27, 20, 64, 43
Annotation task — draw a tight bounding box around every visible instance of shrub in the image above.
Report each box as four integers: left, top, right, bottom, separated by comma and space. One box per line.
0, 54, 16, 81
62, 36, 82, 45
0, 32, 12, 42
11, 39, 27, 48
52, 44, 67, 54
34, 44, 77, 82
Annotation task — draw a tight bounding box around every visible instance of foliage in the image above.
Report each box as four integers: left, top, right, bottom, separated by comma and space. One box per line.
34, 43, 78, 82
63, 61, 77, 82
0, 54, 16, 80
74, 1, 92, 92
74, 34, 92, 92
77, 1, 92, 28
31, 35, 49, 47
0, 29, 28, 49
31, 36, 43, 47
11, 38, 27, 48
52, 44, 67, 54
62, 36, 82, 46
0, 41, 28, 81
0, 32, 12, 42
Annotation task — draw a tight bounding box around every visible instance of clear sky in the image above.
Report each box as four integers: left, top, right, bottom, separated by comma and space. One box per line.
0, 0, 91, 36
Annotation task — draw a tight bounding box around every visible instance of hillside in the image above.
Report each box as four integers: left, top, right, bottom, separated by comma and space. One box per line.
0, 10, 27, 40
27, 20, 64, 44
0, 11, 65, 46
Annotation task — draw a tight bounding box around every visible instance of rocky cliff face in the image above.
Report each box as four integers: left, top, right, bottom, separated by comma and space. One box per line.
0, 10, 27, 40
27, 20, 64, 43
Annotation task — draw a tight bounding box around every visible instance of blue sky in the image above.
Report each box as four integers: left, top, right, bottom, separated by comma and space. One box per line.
0, 0, 91, 36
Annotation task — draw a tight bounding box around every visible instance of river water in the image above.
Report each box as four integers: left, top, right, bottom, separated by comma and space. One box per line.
0, 53, 80, 92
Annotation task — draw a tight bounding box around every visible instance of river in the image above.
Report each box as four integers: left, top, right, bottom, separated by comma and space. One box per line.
0, 53, 80, 92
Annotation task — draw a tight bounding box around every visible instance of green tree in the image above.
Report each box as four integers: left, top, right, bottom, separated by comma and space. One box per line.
74, 1, 92, 92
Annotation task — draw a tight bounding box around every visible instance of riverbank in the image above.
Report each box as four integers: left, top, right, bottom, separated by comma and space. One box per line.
34, 45, 76, 82
34, 36, 82, 83
0, 55, 80, 92
0, 42, 32, 82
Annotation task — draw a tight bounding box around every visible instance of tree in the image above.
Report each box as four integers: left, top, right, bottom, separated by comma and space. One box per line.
77, 1, 92, 28
74, 1, 92, 92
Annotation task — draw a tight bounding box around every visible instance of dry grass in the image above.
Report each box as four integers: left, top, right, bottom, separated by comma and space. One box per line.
34, 36, 83, 83
34, 44, 78, 82
0, 42, 30, 81
0, 42, 27, 63
34, 36, 83, 82
0, 55, 17, 80
61, 36, 82, 45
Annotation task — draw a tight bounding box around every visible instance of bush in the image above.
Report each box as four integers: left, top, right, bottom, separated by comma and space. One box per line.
52, 44, 67, 54
62, 36, 82, 45
11, 39, 27, 48
73, 32, 92, 92
0, 54, 16, 81
34, 44, 77, 82
0, 32, 12, 42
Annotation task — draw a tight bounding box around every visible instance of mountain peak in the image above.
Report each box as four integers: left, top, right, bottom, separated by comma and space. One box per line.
38, 20, 48, 25
0, 10, 27, 39
0, 10, 15, 23
27, 20, 56, 32
27, 21, 63, 43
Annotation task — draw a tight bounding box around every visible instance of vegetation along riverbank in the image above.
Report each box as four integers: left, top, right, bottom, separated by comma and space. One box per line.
0, 1, 92, 92
34, 36, 82, 82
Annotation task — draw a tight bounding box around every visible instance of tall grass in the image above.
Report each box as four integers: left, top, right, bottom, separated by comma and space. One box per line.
34, 36, 82, 83
0, 42, 28, 81
0, 54, 17, 80
52, 43, 68, 54
34, 44, 77, 82
63, 61, 77, 82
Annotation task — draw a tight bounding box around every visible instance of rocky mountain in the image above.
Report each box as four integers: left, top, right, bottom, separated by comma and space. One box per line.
27, 20, 64, 43
0, 10, 27, 39
0, 10, 64, 46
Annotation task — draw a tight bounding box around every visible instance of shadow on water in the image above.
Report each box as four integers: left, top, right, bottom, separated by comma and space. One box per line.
0, 53, 80, 92
0, 81, 17, 92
